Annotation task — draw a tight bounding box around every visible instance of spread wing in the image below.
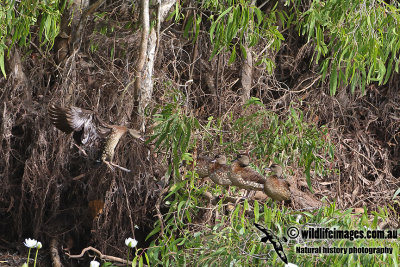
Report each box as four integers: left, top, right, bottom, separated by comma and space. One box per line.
48, 105, 92, 133
48, 104, 110, 146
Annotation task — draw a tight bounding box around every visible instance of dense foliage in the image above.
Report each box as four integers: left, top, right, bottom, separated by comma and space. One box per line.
1, 0, 399, 266
0, 0, 65, 76
300, 0, 400, 95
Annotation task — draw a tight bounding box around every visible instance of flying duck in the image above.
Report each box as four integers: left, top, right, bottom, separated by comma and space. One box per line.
48, 104, 143, 172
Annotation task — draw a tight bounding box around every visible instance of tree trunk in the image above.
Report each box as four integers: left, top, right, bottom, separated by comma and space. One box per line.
10, 47, 31, 104
241, 0, 256, 105
132, 0, 177, 131
241, 45, 253, 105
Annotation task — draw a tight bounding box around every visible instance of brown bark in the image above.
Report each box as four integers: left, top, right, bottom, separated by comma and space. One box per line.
134, 0, 150, 97
241, 45, 253, 105
9, 47, 31, 104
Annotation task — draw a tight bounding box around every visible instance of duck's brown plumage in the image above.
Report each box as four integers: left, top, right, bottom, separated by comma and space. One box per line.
208, 155, 232, 186
264, 164, 291, 201
229, 154, 264, 191
194, 155, 214, 178
233, 154, 267, 184
48, 104, 142, 172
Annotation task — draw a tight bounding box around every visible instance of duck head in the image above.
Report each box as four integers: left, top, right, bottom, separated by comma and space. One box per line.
211, 154, 227, 165
235, 154, 250, 166
265, 164, 283, 177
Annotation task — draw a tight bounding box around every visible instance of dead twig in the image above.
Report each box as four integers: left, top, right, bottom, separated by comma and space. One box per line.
65, 246, 130, 265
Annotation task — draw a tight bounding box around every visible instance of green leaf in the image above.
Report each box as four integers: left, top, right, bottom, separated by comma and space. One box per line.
146, 224, 161, 240
228, 46, 236, 64
215, 6, 233, 24
254, 7, 263, 26
305, 159, 313, 193
329, 62, 338, 95
174, 1, 180, 22
165, 181, 185, 199
184, 15, 193, 39
240, 43, 247, 58
350, 72, 358, 94
132, 256, 138, 267
0, 47, 6, 78
144, 252, 150, 266
384, 55, 394, 84
254, 200, 259, 223
361, 67, 367, 95
139, 255, 143, 267
177, 200, 186, 216
393, 188, 400, 200
194, 15, 201, 42
244, 199, 249, 210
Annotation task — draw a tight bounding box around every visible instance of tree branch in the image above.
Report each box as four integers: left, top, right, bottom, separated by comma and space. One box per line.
134, 0, 150, 100
65, 246, 131, 265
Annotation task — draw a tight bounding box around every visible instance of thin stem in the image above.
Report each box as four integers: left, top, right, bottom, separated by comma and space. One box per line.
27, 247, 31, 265
126, 248, 131, 267
34, 248, 39, 267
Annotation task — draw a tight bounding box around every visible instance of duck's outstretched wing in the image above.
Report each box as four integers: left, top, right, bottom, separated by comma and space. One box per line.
48, 104, 107, 146
48, 105, 92, 133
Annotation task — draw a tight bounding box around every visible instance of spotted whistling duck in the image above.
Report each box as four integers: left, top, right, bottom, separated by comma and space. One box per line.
194, 155, 214, 178
48, 104, 143, 172
264, 164, 291, 202
209, 155, 232, 186
229, 154, 264, 191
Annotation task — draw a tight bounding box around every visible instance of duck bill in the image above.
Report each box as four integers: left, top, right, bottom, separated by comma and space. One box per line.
128, 129, 144, 141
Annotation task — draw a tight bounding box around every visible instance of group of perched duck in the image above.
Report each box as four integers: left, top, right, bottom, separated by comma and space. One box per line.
194, 154, 291, 202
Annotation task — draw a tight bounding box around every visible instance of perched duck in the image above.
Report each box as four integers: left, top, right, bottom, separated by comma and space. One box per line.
194, 155, 214, 178
209, 155, 232, 186
229, 154, 264, 191
233, 154, 267, 184
48, 104, 143, 172
264, 164, 291, 202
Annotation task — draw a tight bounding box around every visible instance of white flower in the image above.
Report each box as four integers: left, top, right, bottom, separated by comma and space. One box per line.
125, 237, 138, 248
23, 238, 38, 248
285, 263, 298, 267
35, 241, 43, 249
90, 260, 100, 267
134, 225, 139, 229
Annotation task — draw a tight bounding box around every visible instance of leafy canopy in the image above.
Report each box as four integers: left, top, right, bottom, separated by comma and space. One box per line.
300, 0, 400, 95
0, 0, 66, 77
